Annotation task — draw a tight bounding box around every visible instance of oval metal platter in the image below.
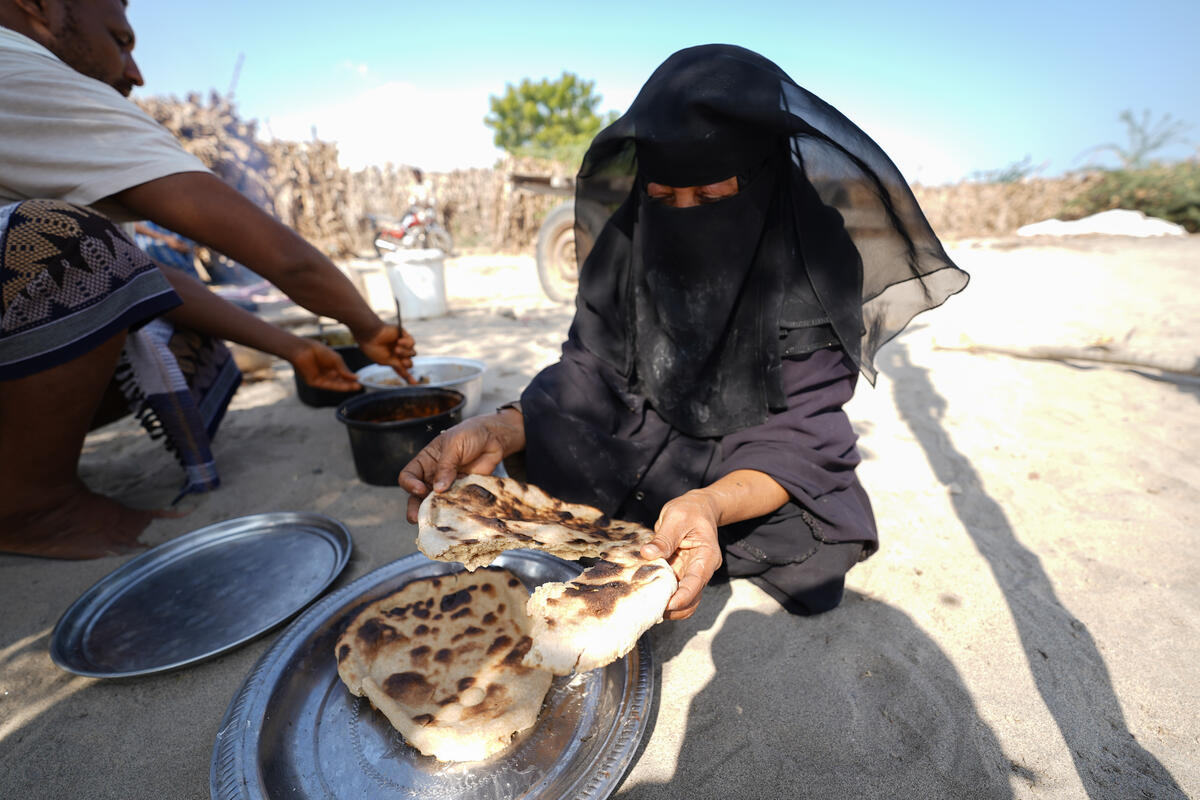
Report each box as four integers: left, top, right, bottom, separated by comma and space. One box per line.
210, 550, 655, 800
50, 512, 352, 678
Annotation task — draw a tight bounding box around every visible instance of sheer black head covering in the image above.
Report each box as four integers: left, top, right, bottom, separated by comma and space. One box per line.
568, 44, 968, 438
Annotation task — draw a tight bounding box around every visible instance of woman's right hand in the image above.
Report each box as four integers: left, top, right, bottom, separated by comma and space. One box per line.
398, 407, 526, 523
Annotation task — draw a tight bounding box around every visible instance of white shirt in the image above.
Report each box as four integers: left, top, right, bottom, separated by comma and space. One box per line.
0, 27, 209, 222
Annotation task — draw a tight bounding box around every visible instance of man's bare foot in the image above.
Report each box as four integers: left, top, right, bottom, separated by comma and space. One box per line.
0, 487, 182, 560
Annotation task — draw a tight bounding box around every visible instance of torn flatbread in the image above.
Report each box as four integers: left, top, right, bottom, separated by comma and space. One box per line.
335, 568, 554, 762
417, 475, 677, 674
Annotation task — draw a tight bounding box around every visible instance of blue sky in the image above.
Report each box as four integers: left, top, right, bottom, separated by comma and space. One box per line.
126, 0, 1198, 185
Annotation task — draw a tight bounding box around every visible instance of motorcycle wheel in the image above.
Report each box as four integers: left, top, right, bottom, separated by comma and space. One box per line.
425, 225, 455, 255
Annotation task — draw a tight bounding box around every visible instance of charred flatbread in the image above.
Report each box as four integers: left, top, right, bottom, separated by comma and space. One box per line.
335, 567, 554, 762
416, 475, 677, 674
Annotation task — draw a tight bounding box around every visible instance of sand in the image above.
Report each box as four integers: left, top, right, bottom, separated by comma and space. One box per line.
1, 237, 1197, 799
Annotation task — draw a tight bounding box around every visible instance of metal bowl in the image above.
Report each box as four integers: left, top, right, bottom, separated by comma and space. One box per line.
357, 355, 486, 417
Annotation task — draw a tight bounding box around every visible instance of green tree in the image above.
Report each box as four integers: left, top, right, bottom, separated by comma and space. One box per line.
484, 72, 616, 162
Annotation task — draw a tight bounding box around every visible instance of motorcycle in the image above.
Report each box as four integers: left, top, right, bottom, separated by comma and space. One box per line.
369, 207, 454, 257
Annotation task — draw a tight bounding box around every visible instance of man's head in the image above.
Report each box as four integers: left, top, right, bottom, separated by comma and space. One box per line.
3, 0, 143, 96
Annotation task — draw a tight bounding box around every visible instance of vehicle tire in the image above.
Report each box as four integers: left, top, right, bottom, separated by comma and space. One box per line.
536, 202, 584, 304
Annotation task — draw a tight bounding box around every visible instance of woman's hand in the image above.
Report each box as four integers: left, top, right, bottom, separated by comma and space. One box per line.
287, 339, 360, 391
398, 408, 526, 523
639, 470, 788, 621
640, 490, 724, 621
357, 324, 417, 383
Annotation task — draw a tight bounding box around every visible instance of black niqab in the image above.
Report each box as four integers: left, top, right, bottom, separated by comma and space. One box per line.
631, 164, 778, 435
568, 44, 968, 438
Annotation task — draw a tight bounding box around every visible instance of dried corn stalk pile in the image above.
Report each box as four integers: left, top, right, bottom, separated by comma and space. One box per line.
134, 93, 559, 255
912, 173, 1106, 241
491, 155, 571, 251
137, 92, 386, 255
136, 92, 277, 219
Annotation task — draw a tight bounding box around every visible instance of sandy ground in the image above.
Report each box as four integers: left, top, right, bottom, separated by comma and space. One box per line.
1, 236, 1198, 799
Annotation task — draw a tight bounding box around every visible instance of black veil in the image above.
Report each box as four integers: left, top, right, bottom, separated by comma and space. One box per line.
568, 44, 968, 437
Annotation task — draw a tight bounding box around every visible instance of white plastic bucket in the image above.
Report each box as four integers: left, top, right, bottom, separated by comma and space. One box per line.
383, 249, 447, 320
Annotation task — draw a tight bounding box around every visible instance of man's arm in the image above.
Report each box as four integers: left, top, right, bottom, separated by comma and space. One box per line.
155, 264, 360, 391
111, 171, 415, 377
112, 172, 376, 335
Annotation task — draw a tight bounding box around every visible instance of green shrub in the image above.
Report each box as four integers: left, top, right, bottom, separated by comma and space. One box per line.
1067, 161, 1200, 232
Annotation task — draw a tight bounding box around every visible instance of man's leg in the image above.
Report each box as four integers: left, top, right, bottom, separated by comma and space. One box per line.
0, 330, 170, 559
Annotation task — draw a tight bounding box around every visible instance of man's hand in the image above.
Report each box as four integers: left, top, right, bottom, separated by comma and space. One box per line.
398, 409, 526, 523
640, 491, 724, 621
114, 173, 400, 345
357, 324, 417, 383
288, 339, 359, 391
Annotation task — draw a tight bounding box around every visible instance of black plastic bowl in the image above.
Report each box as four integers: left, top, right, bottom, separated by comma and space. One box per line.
335, 387, 465, 486
295, 345, 373, 408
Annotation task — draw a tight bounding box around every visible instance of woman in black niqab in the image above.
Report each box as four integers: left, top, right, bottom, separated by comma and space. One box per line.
570, 43, 967, 433
401, 44, 968, 619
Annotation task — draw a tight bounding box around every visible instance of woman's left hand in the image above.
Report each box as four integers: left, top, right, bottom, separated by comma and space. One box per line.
640, 490, 724, 621
289, 339, 360, 391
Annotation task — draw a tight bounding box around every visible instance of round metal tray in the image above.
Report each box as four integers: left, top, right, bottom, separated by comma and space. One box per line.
210, 550, 655, 800
50, 512, 352, 678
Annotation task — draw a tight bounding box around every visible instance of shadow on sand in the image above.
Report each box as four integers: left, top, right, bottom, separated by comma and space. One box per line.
621, 580, 1012, 799
1127, 359, 1200, 404
879, 343, 1184, 799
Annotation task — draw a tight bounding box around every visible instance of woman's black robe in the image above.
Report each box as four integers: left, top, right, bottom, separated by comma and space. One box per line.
522, 335, 876, 614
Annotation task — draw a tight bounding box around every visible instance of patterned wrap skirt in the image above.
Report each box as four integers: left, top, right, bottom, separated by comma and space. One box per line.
0, 199, 241, 496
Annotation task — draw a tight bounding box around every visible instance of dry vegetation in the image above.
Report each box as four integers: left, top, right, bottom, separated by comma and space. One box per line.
912, 173, 1107, 241
137, 93, 1124, 256
135, 93, 567, 256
